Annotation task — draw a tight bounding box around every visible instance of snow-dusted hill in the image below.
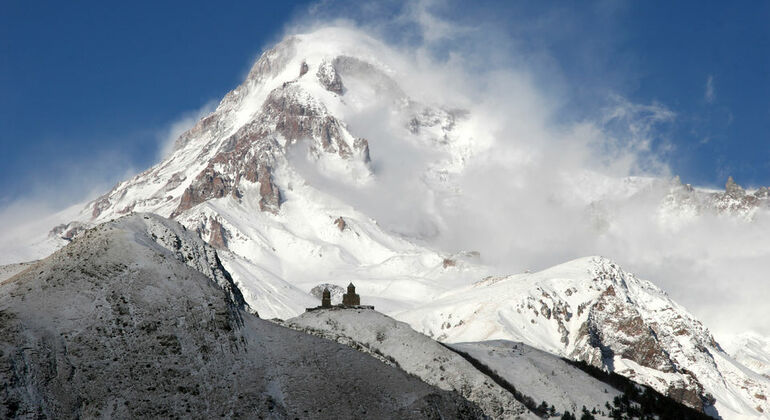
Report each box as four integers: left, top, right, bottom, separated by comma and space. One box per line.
0, 261, 34, 282
287, 308, 535, 419
0, 213, 483, 419
5, 25, 769, 419
449, 340, 621, 416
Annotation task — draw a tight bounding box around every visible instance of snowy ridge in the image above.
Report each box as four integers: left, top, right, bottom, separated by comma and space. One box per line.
397, 256, 770, 418
450, 340, 622, 417
287, 308, 535, 419
0, 213, 484, 419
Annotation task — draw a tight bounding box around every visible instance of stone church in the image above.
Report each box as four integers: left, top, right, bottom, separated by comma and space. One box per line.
308, 282, 373, 311
342, 283, 360, 306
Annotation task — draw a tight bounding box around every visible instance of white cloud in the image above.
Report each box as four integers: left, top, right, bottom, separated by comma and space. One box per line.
705, 74, 716, 103
275, 1, 770, 338
0, 101, 218, 264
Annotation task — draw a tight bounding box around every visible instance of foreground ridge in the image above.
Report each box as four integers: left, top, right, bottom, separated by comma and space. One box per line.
0, 214, 483, 419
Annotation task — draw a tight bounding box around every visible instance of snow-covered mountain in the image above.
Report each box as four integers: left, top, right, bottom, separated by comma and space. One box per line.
0, 213, 483, 419
38, 27, 499, 327
398, 256, 770, 418
7, 26, 770, 418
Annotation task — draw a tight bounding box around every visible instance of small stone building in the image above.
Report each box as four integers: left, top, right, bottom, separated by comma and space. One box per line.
306, 282, 372, 312
342, 283, 360, 306
321, 288, 332, 308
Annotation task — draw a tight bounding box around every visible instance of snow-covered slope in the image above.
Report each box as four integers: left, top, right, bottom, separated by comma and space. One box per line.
39, 28, 487, 322
724, 333, 770, 379
0, 213, 483, 419
0, 262, 34, 282
287, 307, 534, 419
450, 340, 621, 417
398, 256, 770, 418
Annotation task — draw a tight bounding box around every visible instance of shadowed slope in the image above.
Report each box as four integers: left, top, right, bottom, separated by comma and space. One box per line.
0, 214, 482, 419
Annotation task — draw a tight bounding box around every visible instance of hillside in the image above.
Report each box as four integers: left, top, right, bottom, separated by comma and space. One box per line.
0, 214, 482, 419
288, 308, 534, 419
397, 257, 770, 418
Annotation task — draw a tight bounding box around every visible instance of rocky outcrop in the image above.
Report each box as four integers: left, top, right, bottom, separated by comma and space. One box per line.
579, 285, 675, 373
171, 166, 234, 218
567, 262, 712, 412
166, 73, 372, 219
206, 217, 228, 249
334, 217, 347, 231
91, 195, 111, 219
663, 176, 770, 220
711, 176, 761, 214
316, 60, 344, 94
257, 165, 281, 214
401, 257, 753, 414
262, 84, 357, 160
299, 61, 309, 77
354, 137, 371, 163
725, 176, 745, 198
49, 221, 88, 241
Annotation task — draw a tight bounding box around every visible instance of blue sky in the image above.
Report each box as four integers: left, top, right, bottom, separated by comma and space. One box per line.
1, 1, 768, 208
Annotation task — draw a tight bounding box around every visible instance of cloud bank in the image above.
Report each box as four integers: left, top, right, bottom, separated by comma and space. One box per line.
278, 0, 770, 339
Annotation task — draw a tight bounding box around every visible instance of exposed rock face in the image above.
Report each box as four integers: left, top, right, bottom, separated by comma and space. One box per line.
334, 217, 347, 231
354, 137, 371, 163
711, 176, 760, 214
316, 60, 344, 94
257, 165, 281, 213
263, 83, 355, 159
661, 176, 770, 220
91, 196, 110, 219
725, 176, 745, 198
399, 256, 770, 415
0, 214, 484, 419
299, 61, 309, 77
171, 165, 234, 218
206, 217, 228, 249
568, 263, 711, 411
49, 221, 88, 241
68, 35, 378, 228
332, 55, 406, 97
579, 285, 674, 372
